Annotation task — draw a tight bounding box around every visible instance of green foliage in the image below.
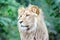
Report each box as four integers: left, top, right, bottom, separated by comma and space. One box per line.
0, 0, 20, 40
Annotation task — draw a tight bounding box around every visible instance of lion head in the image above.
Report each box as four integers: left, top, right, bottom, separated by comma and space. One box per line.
18, 5, 42, 33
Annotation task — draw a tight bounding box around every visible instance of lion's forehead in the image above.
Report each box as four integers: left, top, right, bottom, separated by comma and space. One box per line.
18, 9, 36, 22
24, 10, 31, 15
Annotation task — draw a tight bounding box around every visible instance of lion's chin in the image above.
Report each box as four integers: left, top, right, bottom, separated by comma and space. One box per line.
20, 27, 27, 30
20, 26, 30, 31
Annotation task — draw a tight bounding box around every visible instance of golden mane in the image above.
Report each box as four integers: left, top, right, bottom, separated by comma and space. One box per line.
18, 4, 49, 40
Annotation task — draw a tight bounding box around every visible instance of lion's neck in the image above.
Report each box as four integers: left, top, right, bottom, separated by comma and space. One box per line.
20, 31, 36, 40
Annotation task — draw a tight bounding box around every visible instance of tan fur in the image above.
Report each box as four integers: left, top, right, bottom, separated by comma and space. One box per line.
18, 4, 49, 40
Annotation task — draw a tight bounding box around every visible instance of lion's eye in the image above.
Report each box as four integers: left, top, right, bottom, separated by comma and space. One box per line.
20, 15, 22, 17
26, 14, 29, 16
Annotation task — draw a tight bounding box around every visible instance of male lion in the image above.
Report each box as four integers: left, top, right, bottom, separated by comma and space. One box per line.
17, 4, 49, 40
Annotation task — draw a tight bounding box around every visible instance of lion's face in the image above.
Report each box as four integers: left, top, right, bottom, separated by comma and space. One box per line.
18, 5, 40, 32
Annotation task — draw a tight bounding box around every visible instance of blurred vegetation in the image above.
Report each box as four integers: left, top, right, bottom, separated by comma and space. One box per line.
0, 0, 60, 40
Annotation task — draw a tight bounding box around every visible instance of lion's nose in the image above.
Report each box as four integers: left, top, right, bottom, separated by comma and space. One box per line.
20, 21, 23, 24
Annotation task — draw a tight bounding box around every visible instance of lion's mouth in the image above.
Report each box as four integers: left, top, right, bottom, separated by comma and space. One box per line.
27, 28, 30, 30
21, 25, 29, 27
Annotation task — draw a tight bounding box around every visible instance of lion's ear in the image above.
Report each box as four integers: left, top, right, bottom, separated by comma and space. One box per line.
28, 5, 40, 15
18, 7, 25, 15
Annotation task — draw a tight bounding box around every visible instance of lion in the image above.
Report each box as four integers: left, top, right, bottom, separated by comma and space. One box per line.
17, 4, 49, 40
